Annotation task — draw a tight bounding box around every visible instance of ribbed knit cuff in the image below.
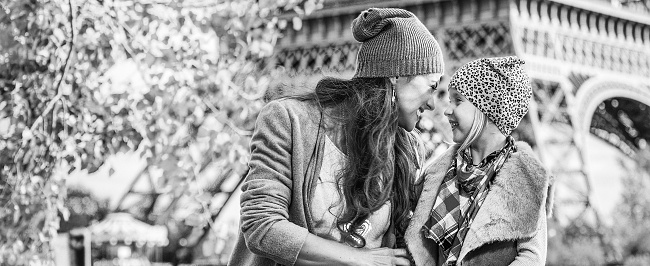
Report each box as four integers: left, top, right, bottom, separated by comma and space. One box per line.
354, 55, 445, 78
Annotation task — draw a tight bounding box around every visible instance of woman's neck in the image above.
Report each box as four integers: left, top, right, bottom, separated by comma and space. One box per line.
468, 131, 507, 165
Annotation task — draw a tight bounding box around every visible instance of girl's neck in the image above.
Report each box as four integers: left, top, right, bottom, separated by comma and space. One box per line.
468, 132, 507, 165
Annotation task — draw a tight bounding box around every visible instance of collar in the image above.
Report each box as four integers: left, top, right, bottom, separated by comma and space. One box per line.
459, 136, 516, 168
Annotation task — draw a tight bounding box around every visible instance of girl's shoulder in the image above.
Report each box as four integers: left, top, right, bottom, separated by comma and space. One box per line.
420, 144, 458, 180
510, 141, 546, 171
501, 141, 550, 186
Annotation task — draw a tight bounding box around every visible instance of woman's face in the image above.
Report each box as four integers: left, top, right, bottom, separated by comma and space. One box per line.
444, 87, 477, 143
395, 73, 443, 132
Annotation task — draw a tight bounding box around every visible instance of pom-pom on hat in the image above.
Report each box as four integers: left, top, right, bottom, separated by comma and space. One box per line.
351, 8, 444, 78
449, 56, 532, 136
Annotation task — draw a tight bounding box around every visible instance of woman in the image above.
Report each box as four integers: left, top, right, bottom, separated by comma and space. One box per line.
405, 56, 552, 266
228, 8, 445, 266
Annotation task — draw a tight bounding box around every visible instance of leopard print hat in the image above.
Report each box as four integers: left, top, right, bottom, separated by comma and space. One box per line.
449, 56, 532, 136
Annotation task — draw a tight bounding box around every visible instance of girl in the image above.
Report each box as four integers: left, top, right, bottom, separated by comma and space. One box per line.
228, 8, 445, 266
405, 56, 552, 266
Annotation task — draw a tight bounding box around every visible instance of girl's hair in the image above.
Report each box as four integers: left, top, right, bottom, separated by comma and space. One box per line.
458, 107, 489, 153
292, 76, 421, 246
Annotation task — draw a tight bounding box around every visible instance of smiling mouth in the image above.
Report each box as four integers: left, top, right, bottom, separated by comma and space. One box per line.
449, 120, 459, 129
416, 109, 423, 120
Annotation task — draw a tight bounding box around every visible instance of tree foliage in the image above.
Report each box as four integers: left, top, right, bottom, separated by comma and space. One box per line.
0, 0, 322, 263
612, 149, 650, 264
547, 148, 650, 265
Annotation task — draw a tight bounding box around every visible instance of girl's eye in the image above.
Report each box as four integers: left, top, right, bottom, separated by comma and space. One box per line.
430, 83, 438, 91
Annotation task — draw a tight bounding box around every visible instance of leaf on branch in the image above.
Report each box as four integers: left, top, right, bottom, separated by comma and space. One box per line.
292, 17, 302, 31
278, 19, 287, 29
22, 129, 33, 142
52, 28, 67, 45
304, 0, 316, 15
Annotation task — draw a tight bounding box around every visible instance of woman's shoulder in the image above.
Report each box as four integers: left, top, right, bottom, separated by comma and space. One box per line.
260, 98, 320, 119
257, 99, 324, 135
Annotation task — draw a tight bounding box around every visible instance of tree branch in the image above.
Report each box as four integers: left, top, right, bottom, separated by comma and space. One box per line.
29, 0, 75, 133
200, 98, 253, 136
236, 83, 267, 101
188, 169, 247, 248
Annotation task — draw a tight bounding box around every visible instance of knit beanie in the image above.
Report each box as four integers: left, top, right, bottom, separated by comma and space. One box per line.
449, 56, 532, 136
351, 8, 444, 78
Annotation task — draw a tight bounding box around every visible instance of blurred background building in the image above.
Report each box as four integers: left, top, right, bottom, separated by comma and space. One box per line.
59, 0, 650, 265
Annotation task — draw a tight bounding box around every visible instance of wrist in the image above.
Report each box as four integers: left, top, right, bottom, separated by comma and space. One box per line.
337, 246, 361, 266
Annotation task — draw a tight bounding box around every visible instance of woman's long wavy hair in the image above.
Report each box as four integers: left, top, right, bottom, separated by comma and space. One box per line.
292, 76, 422, 246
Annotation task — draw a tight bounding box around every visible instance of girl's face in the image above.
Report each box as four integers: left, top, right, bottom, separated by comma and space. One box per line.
395, 73, 443, 132
444, 87, 477, 143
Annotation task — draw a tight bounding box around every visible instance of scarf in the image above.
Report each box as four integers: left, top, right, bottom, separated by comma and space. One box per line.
422, 137, 515, 265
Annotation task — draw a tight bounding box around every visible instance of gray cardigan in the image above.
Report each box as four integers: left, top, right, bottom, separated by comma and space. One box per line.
228, 99, 326, 266
405, 142, 553, 266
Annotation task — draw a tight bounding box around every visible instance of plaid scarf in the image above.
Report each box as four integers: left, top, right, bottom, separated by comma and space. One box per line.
422, 137, 515, 266
456, 147, 500, 196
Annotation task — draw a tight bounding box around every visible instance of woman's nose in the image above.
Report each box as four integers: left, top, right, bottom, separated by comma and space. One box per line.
425, 98, 435, 110
444, 107, 452, 116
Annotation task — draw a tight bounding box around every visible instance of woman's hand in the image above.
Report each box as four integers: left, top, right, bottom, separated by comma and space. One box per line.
351, 248, 412, 266
297, 234, 411, 266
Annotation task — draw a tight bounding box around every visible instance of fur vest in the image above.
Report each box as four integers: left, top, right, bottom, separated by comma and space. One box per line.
405, 142, 553, 265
